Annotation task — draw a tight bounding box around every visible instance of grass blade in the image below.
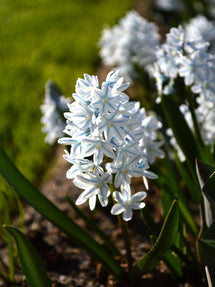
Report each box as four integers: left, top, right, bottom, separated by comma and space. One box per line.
5, 226, 52, 287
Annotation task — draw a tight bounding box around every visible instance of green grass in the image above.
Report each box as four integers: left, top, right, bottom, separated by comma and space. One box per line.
0, 0, 133, 183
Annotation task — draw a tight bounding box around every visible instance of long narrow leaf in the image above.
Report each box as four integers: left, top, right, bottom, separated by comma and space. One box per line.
200, 239, 215, 261
202, 172, 215, 212
130, 200, 179, 281
196, 159, 215, 189
140, 205, 183, 278
5, 226, 52, 287
161, 94, 201, 171
175, 152, 201, 203
0, 147, 126, 281
2, 193, 15, 281
196, 159, 215, 227
200, 219, 215, 286
159, 159, 198, 235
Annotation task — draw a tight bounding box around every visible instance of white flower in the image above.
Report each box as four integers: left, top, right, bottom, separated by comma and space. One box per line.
155, 0, 184, 12
65, 101, 94, 131
143, 138, 165, 164
111, 184, 147, 221
99, 11, 160, 81
185, 15, 215, 52
74, 172, 112, 210
192, 64, 215, 102
179, 52, 207, 86
41, 80, 70, 144
96, 111, 126, 141
196, 95, 215, 145
166, 128, 186, 162
74, 74, 99, 104
63, 151, 104, 179
57, 71, 162, 217
92, 85, 119, 113
106, 154, 146, 188
82, 134, 115, 165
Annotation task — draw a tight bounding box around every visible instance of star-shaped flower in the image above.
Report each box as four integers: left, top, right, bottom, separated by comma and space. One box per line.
111, 183, 147, 221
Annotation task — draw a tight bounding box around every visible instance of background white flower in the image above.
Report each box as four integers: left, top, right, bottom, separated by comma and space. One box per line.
41, 80, 70, 145
99, 11, 160, 81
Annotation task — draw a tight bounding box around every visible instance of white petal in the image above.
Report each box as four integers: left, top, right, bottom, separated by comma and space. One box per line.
89, 195, 97, 210
131, 191, 147, 203
143, 176, 149, 190
113, 191, 125, 204
76, 193, 87, 205
111, 204, 124, 215
144, 170, 158, 179
123, 208, 133, 221
58, 137, 76, 145
98, 191, 108, 207
131, 202, 145, 210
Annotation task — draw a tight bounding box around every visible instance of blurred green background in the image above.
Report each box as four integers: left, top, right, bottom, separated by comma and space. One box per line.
0, 0, 133, 184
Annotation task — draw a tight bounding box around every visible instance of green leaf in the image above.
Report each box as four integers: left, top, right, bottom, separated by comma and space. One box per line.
196, 159, 215, 189
4, 226, 52, 287
140, 205, 183, 278
161, 94, 200, 171
157, 160, 198, 236
202, 172, 215, 212
202, 221, 215, 240
196, 159, 215, 227
130, 200, 179, 280
200, 239, 215, 261
203, 253, 215, 287
175, 152, 201, 203
1, 193, 15, 281
0, 147, 126, 281
200, 221, 215, 286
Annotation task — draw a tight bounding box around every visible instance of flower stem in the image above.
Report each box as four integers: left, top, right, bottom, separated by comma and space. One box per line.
117, 214, 133, 271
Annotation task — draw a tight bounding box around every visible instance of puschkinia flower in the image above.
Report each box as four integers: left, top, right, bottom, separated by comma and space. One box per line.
58, 71, 163, 220
111, 183, 147, 221
153, 25, 215, 104
74, 172, 112, 210
167, 97, 215, 161
99, 11, 160, 81
151, 24, 215, 157
155, 0, 184, 12
184, 15, 215, 52
41, 80, 70, 144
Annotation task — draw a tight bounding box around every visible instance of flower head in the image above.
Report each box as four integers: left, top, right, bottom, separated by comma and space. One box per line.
57, 71, 162, 219
111, 183, 147, 221
41, 80, 70, 144
99, 11, 160, 81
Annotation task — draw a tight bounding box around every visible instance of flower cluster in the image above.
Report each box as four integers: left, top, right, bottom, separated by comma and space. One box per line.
99, 11, 160, 81
41, 80, 70, 145
184, 15, 215, 52
58, 71, 164, 220
153, 25, 215, 101
154, 25, 215, 159
155, 0, 185, 12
